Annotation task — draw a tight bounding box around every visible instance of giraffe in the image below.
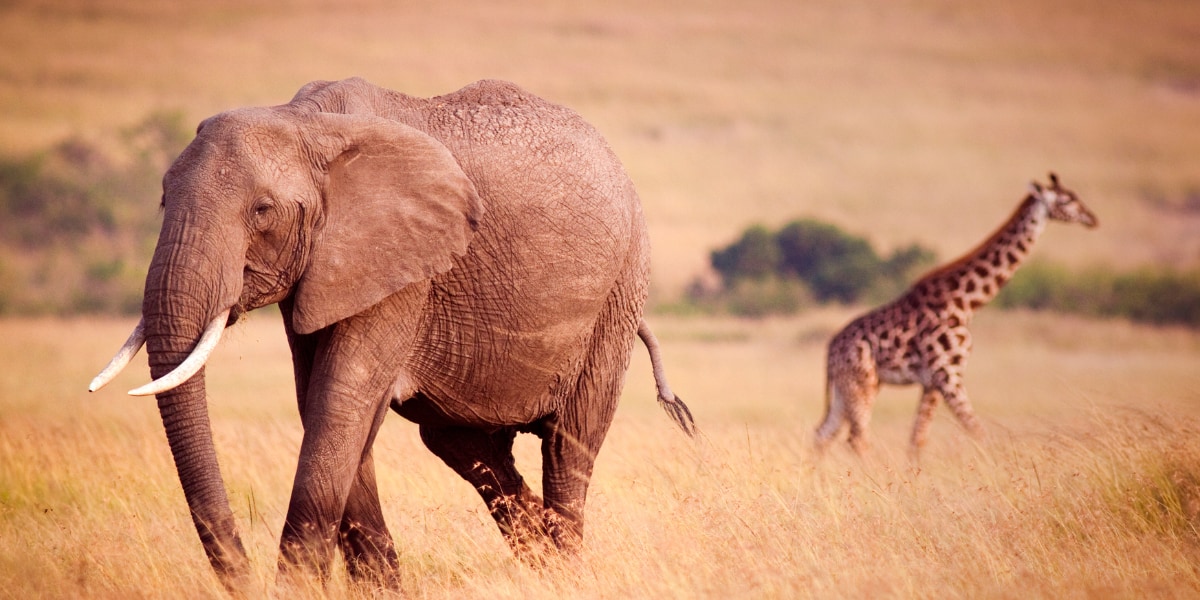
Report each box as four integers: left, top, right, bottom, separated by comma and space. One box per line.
815, 173, 1098, 458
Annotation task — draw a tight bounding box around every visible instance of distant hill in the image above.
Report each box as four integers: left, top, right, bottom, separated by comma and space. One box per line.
1, 0, 1198, 309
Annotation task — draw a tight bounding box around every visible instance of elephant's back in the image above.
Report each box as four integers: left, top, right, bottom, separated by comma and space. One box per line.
405, 81, 647, 427
425, 79, 643, 300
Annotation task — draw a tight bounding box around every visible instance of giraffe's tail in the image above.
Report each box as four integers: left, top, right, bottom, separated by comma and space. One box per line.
637, 320, 697, 437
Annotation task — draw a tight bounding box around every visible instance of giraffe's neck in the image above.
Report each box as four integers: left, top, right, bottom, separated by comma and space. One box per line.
925, 195, 1048, 313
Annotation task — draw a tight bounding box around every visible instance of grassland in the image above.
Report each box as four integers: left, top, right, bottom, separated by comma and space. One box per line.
2, 0, 1200, 597
3, 311, 1200, 598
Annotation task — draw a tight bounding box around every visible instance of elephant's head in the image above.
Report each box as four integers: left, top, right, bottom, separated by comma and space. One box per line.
90, 104, 481, 583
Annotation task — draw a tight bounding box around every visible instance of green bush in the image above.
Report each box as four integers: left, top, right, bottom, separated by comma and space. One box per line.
721, 276, 814, 318
996, 262, 1200, 328
701, 219, 1200, 328
881, 243, 938, 291
0, 111, 189, 315
0, 256, 12, 314
776, 219, 882, 303
1110, 268, 1200, 326
711, 224, 782, 282
994, 262, 1076, 311
0, 150, 94, 242
700, 218, 936, 315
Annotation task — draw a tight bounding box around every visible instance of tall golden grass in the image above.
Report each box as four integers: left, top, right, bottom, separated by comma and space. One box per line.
2, 311, 1199, 598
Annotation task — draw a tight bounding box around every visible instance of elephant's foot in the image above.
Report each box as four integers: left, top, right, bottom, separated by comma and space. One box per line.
339, 521, 401, 589
277, 518, 343, 590
542, 504, 585, 557
491, 490, 557, 565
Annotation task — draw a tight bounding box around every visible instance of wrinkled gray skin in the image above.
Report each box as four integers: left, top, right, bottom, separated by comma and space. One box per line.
133, 78, 693, 590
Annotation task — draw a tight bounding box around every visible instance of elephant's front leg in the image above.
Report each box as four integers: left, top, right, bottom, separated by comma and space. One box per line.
278, 384, 394, 582
277, 298, 419, 583
339, 445, 400, 585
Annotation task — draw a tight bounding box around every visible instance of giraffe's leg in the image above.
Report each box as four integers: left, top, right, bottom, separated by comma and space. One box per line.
909, 386, 943, 458
935, 367, 983, 437
944, 386, 982, 437
846, 392, 875, 456
819, 339, 879, 456
843, 373, 879, 457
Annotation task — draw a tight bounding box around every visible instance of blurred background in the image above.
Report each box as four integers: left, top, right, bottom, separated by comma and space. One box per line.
1, 0, 1198, 322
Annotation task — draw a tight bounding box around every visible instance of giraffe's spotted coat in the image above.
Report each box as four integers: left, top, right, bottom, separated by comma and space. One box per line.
815, 173, 1098, 457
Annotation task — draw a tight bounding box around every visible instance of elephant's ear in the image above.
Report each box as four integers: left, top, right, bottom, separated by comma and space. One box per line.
292, 114, 483, 334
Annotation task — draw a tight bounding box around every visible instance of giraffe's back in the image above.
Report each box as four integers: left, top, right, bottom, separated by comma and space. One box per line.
829, 281, 972, 388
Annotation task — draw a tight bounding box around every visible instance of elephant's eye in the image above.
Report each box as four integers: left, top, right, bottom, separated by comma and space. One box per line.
251, 198, 277, 229
253, 198, 274, 215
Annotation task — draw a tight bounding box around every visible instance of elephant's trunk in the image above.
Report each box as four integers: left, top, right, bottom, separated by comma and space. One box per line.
141, 220, 249, 589
152, 366, 249, 584
132, 311, 227, 397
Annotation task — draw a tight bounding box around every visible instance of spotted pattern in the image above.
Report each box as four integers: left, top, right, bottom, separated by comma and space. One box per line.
814, 174, 1097, 457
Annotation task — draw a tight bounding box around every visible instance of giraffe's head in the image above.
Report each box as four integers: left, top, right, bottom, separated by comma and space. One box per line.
1029, 172, 1098, 228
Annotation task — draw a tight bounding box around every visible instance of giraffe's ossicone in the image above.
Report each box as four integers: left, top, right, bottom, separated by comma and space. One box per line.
815, 173, 1098, 458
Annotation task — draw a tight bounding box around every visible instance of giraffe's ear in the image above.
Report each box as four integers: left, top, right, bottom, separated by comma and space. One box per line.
1028, 181, 1043, 196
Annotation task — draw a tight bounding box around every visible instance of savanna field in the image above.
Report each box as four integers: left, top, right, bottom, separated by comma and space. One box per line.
2, 1, 1200, 598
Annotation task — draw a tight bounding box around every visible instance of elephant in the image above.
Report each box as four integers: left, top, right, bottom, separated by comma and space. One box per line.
89, 77, 696, 591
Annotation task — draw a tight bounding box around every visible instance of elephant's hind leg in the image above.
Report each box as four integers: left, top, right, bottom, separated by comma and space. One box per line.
539, 295, 640, 553
419, 425, 550, 559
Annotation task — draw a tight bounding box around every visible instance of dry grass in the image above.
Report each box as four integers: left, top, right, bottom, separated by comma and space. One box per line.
2, 311, 1200, 598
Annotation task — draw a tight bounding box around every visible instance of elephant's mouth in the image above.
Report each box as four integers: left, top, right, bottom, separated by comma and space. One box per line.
227, 304, 246, 326
239, 264, 297, 318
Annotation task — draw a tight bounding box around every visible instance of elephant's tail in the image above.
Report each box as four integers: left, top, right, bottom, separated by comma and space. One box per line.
637, 320, 697, 437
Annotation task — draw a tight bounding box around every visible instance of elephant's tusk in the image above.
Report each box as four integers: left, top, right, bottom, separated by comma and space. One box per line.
89, 318, 147, 392
128, 309, 230, 397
